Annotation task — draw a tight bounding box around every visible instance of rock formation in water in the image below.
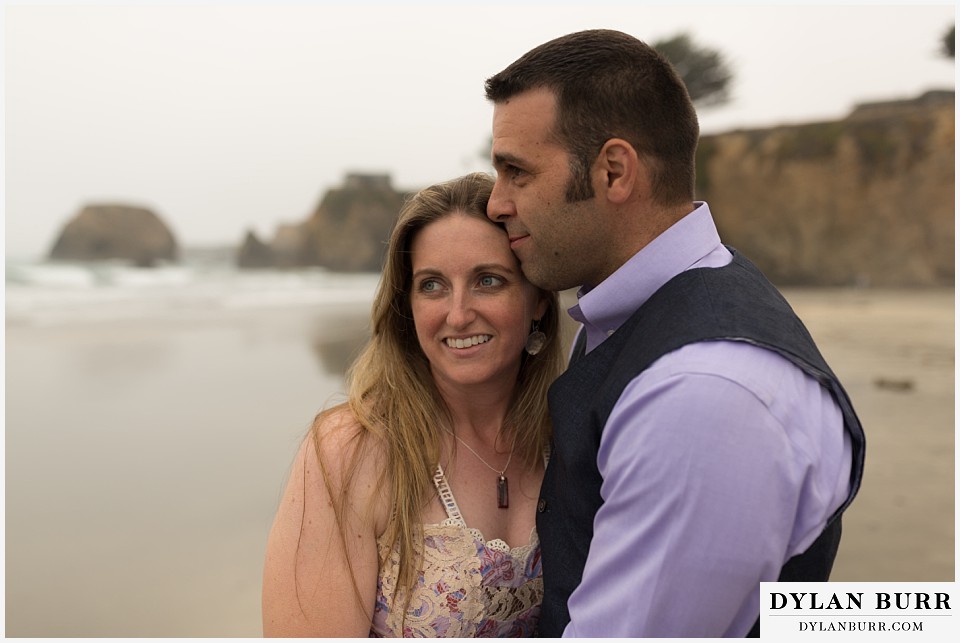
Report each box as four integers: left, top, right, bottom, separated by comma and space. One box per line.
48, 204, 179, 267
236, 230, 276, 269
695, 90, 954, 287
239, 173, 411, 272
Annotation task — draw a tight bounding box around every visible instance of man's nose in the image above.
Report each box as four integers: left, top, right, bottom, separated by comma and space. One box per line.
487, 177, 515, 223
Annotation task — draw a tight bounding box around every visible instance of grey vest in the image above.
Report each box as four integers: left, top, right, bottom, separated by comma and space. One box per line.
535, 249, 866, 637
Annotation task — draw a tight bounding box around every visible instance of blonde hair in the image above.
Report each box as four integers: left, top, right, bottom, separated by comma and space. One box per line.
313, 172, 563, 615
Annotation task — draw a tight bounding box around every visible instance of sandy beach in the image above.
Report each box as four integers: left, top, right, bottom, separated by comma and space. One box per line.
776, 288, 955, 582
3, 287, 954, 636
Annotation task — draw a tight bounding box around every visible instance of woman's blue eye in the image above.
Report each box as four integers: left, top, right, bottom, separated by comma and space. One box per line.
421, 279, 440, 292
479, 275, 503, 288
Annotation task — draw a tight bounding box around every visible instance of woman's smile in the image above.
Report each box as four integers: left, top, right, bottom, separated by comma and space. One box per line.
443, 334, 493, 350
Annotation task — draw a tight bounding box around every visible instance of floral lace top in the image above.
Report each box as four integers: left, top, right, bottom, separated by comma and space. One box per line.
369, 464, 543, 637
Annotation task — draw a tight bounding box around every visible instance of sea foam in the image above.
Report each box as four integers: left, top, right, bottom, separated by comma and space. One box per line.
5, 255, 380, 326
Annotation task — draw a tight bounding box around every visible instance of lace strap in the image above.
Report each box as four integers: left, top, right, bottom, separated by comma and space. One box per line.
432, 464, 466, 526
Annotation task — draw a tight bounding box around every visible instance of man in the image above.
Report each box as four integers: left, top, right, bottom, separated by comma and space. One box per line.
485, 29, 865, 637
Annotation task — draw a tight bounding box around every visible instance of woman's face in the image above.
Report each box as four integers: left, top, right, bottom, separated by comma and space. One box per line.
409, 213, 546, 393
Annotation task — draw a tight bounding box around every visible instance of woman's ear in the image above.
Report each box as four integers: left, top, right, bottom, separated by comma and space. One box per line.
596, 138, 639, 205
535, 293, 549, 320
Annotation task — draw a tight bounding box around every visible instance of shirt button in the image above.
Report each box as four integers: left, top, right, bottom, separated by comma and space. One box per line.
606, 330, 615, 336
537, 498, 547, 512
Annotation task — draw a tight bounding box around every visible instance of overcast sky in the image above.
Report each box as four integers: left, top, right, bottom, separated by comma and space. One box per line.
4, 2, 956, 259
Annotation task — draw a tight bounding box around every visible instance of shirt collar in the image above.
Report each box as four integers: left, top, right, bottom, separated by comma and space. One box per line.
568, 202, 724, 351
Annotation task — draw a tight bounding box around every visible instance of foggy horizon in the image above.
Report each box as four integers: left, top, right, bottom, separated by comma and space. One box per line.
5, 3, 956, 259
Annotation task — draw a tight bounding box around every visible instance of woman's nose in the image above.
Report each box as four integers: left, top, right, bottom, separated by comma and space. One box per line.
446, 290, 477, 328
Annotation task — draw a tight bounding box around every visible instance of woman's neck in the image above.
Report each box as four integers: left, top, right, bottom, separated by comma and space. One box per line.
434, 380, 515, 446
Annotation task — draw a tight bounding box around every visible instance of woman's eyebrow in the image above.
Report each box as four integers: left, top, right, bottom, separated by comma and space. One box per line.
473, 263, 516, 274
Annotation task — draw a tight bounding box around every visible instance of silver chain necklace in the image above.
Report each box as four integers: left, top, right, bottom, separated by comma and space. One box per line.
443, 427, 516, 509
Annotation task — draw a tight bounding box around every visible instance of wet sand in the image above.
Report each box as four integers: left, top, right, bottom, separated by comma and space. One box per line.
777, 288, 954, 581
3, 287, 953, 636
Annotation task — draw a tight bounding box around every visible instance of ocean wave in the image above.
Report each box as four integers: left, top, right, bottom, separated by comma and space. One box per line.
5, 259, 380, 326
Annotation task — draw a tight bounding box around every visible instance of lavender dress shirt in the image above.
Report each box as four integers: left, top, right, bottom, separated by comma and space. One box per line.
562, 203, 853, 637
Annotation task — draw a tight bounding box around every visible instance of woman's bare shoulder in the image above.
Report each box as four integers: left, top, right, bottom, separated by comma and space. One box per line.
263, 404, 386, 636
308, 405, 385, 470
304, 404, 389, 531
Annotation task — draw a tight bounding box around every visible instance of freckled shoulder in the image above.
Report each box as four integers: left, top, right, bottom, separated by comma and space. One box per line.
263, 405, 388, 636
308, 405, 391, 536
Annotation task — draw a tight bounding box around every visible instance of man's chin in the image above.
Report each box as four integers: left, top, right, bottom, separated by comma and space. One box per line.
521, 263, 567, 293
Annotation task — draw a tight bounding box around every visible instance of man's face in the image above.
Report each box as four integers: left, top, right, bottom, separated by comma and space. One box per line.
487, 88, 606, 292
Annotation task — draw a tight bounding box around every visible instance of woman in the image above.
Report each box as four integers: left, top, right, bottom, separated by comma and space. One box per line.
262, 173, 564, 637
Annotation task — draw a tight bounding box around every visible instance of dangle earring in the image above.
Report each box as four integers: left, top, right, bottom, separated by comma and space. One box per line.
524, 319, 547, 355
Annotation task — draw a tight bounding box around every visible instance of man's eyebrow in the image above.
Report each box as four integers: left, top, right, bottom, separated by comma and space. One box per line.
492, 151, 524, 168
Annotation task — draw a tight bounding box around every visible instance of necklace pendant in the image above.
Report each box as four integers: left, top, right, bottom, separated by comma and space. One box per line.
497, 475, 509, 509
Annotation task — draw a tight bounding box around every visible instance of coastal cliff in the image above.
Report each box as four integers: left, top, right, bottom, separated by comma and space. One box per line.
242, 91, 953, 286
696, 90, 954, 287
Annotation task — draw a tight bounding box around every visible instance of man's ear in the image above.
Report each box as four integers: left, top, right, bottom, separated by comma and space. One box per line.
596, 138, 639, 204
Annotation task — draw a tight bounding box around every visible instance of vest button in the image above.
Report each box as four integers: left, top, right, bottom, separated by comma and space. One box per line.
537, 498, 547, 512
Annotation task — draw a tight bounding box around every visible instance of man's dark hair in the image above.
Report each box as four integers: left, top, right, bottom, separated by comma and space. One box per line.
485, 29, 699, 206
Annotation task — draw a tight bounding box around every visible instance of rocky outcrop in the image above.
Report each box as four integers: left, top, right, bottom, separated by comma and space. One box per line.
236, 230, 275, 269
695, 90, 954, 287
48, 204, 178, 267
270, 223, 313, 268
242, 173, 410, 272
300, 174, 411, 272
